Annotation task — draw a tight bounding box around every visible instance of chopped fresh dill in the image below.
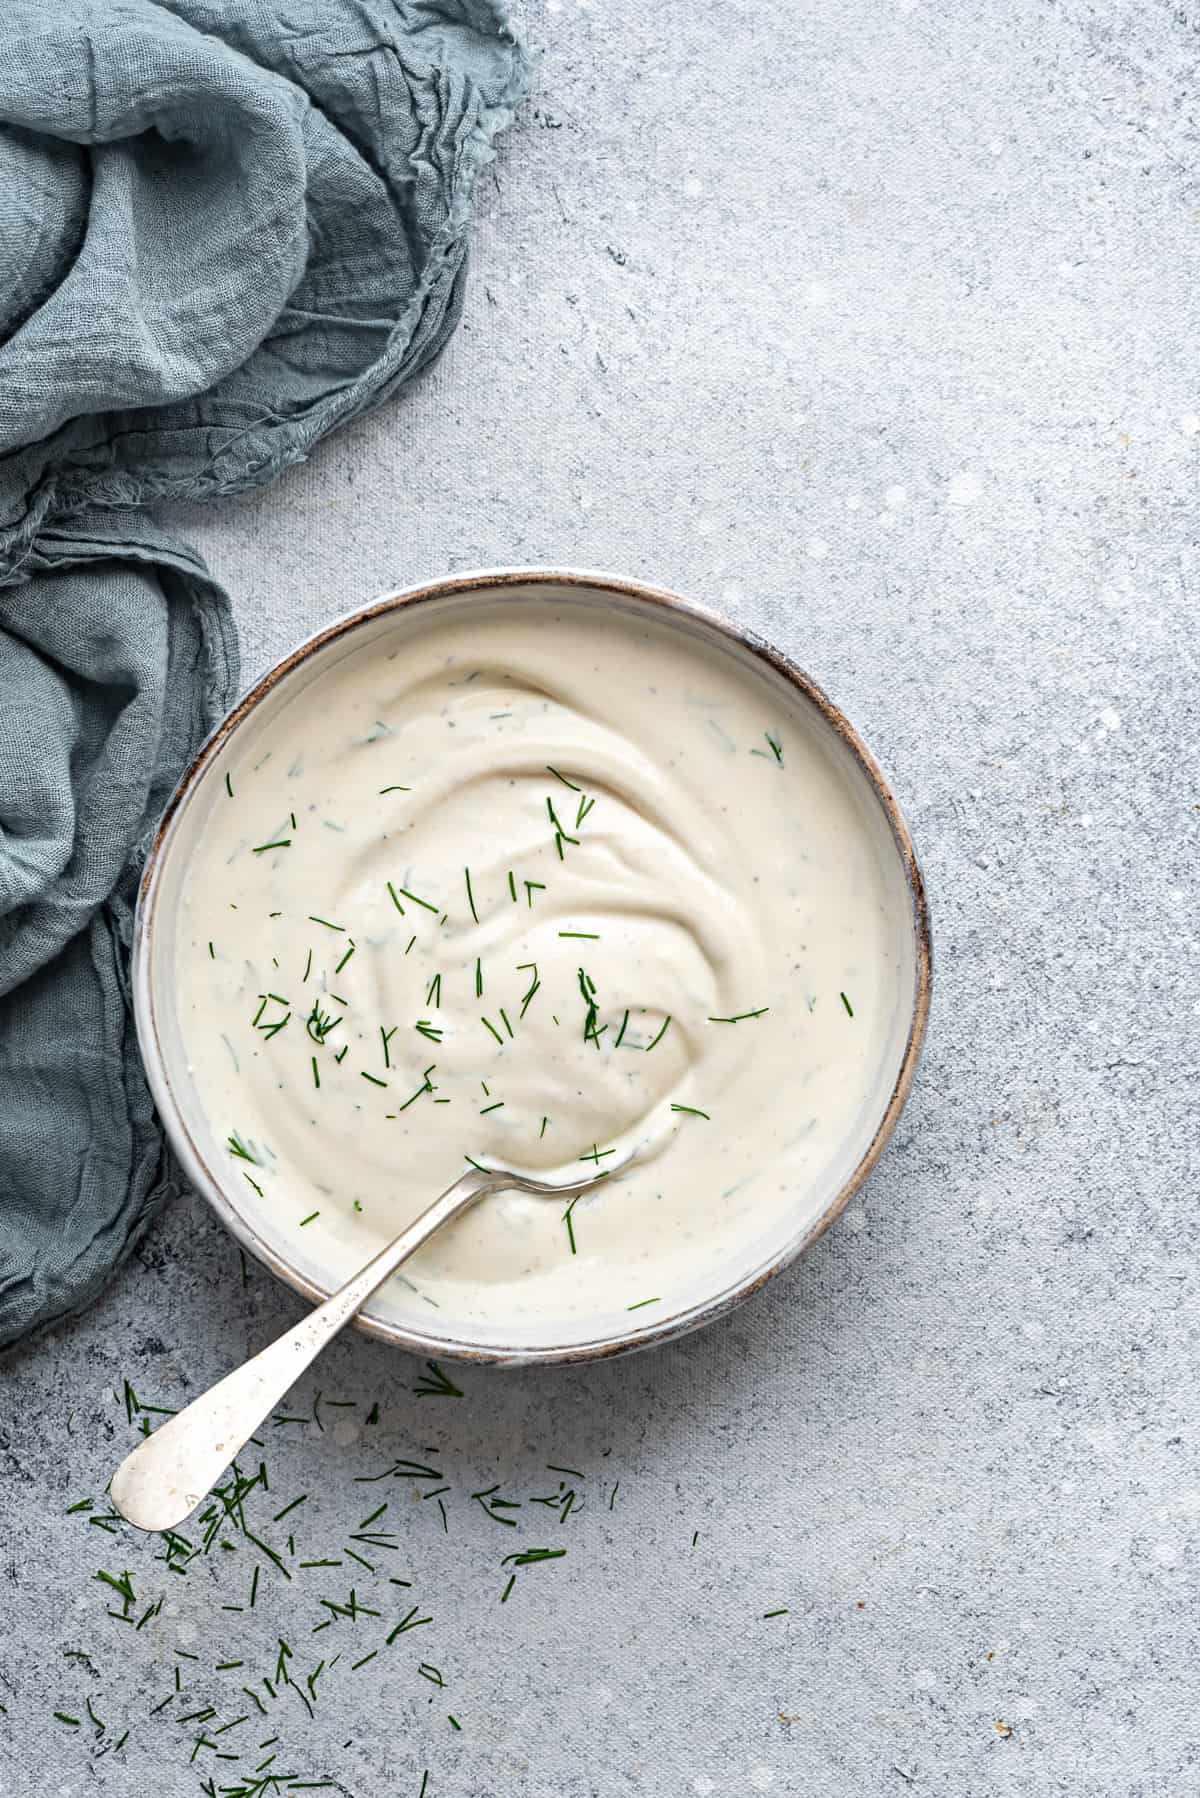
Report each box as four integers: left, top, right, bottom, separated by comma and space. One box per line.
474, 956, 483, 997
559, 931, 599, 940
415, 1020, 443, 1043
546, 795, 580, 852
307, 915, 345, 931
244, 1174, 263, 1196
644, 1015, 672, 1051
380, 1025, 397, 1068
563, 1196, 580, 1255
575, 794, 595, 828
579, 1144, 616, 1163
481, 1016, 503, 1046
479, 1099, 504, 1115
361, 1071, 387, 1088
334, 939, 356, 974
627, 1297, 660, 1310
464, 866, 479, 923
498, 1007, 513, 1038
413, 1360, 464, 1399
507, 870, 517, 902
387, 881, 405, 914
546, 765, 581, 791
840, 990, 855, 1017
208, 941, 215, 960
305, 1000, 340, 1044
397, 1065, 437, 1111
405, 934, 416, 955
303, 947, 312, 981
379, 785, 411, 794
524, 879, 545, 906
517, 961, 540, 1016
426, 973, 442, 1007
252, 839, 292, 855
763, 1607, 790, 1618
614, 1008, 630, 1047
671, 1104, 710, 1119
225, 772, 234, 798
227, 1133, 260, 1164
707, 1008, 769, 1022
540, 1116, 549, 1138
396, 885, 438, 914
311, 1056, 320, 1089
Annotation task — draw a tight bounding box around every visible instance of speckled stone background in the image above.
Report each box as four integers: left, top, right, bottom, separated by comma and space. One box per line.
3, 1, 1197, 1793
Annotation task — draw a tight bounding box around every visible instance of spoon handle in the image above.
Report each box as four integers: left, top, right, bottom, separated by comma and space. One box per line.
110, 1168, 491, 1533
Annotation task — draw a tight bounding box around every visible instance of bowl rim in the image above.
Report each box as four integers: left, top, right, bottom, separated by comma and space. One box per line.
133, 565, 933, 1366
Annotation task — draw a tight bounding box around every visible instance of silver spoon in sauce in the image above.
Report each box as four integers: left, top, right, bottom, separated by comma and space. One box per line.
110, 1157, 630, 1532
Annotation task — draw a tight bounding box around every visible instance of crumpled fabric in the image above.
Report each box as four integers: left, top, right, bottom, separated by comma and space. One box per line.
0, 0, 530, 1346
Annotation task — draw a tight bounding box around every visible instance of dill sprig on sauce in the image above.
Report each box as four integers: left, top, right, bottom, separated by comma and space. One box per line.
707, 1008, 769, 1022
415, 1020, 443, 1043
750, 731, 784, 764
395, 885, 438, 915
517, 961, 540, 1017
396, 1064, 438, 1112
545, 795, 580, 858
670, 1103, 710, 1120
307, 915, 345, 932
252, 838, 292, 855
305, 1001, 341, 1045
546, 765, 581, 791
840, 991, 855, 1017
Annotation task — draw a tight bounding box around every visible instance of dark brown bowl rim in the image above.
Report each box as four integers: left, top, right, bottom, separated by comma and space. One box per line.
133, 566, 933, 1366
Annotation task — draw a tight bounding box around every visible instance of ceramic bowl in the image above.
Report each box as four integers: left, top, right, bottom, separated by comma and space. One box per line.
133, 568, 931, 1364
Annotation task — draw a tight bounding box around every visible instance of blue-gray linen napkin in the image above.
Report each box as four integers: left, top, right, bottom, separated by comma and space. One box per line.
0, 0, 530, 1346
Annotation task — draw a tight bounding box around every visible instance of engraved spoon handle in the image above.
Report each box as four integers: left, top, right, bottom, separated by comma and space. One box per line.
110, 1169, 491, 1533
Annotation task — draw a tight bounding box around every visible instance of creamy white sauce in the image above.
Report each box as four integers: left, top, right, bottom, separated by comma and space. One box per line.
175, 596, 906, 1333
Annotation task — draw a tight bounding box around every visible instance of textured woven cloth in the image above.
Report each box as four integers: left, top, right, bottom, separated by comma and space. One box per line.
0, 0, 529, 1345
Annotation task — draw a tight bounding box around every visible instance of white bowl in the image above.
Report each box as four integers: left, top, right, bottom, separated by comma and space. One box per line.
134, 568, 931, 1365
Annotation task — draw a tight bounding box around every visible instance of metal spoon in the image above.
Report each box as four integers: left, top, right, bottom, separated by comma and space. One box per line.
110, 1159, 625, 1532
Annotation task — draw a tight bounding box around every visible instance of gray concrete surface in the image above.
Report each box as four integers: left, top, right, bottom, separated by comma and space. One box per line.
2, 1, 1197, 1792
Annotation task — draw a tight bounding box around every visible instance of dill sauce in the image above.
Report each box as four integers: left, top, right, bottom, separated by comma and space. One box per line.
178, 595, 904, 1331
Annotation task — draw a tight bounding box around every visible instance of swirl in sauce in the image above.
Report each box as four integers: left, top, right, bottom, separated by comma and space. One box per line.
177, 597, 905, 1331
